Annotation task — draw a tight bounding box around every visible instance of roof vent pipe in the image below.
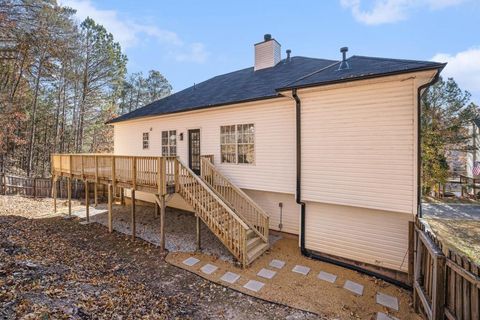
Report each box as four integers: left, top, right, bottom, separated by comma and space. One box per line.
338, 47, 350, 70
286, 49, 291, 62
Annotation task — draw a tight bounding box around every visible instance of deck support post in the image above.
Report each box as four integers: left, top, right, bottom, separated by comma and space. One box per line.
52, 176, 57, 213
108, 183, 113, 233
131, 189, 136, 239
159, 195, 166, 252
94, 182, 98, 207
196, 214, 201, 251
85, 181, 90, 222
67, 177, 72, 217
120, 187, 125, 206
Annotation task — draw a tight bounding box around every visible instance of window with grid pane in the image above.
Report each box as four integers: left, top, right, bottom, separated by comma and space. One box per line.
220, 124, 254, 164
161, 130, 176, 156
142, 132, 149, 149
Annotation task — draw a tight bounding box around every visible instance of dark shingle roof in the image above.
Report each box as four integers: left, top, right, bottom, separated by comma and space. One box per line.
473, 118, 480, 128
108, 55, 445, 124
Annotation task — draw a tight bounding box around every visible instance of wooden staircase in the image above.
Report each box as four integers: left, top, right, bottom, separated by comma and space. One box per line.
175, 158, 269, 267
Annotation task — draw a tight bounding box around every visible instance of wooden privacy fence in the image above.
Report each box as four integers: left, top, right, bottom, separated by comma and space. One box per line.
414, 220, 480, 320
1, 173, 107, 200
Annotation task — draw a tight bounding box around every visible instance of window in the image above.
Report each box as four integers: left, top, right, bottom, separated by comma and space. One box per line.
162, 130, 177, 156
142, 132, 149, 149
220, 124, 254, 164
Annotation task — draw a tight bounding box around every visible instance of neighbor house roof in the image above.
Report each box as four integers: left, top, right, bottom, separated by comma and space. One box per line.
108, 55, 445, 124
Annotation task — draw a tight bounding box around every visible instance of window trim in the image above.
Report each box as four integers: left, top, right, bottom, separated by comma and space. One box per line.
142, 132, 149, 150
161, 130, 177, 156
220, 123, 255, 165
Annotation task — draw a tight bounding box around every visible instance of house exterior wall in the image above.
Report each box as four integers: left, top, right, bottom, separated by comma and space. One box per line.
113, 97, 296, 194
304, 201, 412, 272
243, 189, 299, 234
113, 98, 298, 232
466, 122, 480, 178
295, 71, 437, 272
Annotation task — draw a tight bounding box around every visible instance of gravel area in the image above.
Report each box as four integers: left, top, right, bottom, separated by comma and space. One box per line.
0, 195, 317, 319
71, 200, 281, 263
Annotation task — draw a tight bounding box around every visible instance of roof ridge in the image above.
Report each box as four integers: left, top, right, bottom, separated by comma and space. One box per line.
351, 54, 444, 65
280, 60, 341, 89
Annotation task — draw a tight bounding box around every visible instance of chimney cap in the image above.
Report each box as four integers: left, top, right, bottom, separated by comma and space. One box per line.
340, 47, 348, 53
264, 34, 272, 41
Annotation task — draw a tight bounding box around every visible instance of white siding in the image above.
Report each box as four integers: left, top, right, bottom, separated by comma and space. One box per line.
243, 189, 299, 234
300, 78, 416, 214
114, 98, 296, 194
305, 201, 413, 272
467, 123, 480, 178
254, 39, 281, 71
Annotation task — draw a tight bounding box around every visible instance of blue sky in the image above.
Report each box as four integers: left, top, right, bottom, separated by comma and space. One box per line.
61, 0, 480, 104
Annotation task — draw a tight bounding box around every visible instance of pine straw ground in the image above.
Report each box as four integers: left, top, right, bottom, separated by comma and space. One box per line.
0, 195, 317, 320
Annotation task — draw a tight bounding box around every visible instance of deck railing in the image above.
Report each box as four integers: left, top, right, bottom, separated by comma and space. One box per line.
200, 156, 269, 242
51, 154, 176, 195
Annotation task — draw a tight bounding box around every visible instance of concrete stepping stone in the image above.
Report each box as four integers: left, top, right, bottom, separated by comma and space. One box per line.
292, 265, 310, 275
269, 259, 285, 269
257, 268, 276, 279
220, 272, 240, 284
182, 257, 200, 267
318, 271, 337, 283
200, 263, 218, 275
243, 280, 265, 292
376, 292, 399, 311
377, 312, 399, 320
343, 280, 364, 295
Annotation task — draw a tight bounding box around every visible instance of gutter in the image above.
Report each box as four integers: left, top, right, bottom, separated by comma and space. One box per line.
293, 88, 412, 290
416, 72, 442, 218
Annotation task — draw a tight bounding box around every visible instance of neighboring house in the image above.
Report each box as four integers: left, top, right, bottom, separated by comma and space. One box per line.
108, 34, 445, 285
466, 118, 480, 178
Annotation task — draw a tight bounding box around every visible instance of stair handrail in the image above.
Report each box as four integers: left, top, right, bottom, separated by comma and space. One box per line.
200, 157, 269, 242
175, 158, 249, 266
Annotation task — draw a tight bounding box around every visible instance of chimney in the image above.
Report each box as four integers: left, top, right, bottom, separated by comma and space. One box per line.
254, 34, 281, 71
338, 47, 350, 70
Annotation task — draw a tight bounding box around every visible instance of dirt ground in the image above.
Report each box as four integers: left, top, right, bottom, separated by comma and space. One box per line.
0, 195, 318, 319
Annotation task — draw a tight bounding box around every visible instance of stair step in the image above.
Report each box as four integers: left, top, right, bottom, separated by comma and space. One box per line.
247, 236, 262, 251
246, 229, 255, 239
247, 242, 269, 263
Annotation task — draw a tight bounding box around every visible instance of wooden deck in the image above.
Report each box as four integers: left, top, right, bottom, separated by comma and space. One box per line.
51, 154, 269, 267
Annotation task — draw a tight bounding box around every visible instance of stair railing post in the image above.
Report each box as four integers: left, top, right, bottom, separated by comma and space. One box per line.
174, 157, 180, 193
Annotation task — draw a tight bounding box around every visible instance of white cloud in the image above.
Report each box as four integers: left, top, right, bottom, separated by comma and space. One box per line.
340, 0, 467, 25
174, 43, 209, 63
432, 47, 480, 104
59, 0, 208, 63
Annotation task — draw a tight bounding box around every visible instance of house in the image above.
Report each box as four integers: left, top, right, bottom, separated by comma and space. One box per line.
55, 34, 445, 286
466, 118, 480, 178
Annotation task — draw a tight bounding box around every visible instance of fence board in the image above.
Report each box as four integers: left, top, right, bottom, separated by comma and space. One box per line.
0, 173, 106, 200
415, 220, 480, 320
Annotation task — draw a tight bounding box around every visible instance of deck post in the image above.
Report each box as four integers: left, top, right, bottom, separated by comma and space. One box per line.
94, 182, 98, 207
196, 214, 201, 251
67, 177, 72, 217
131, 189, 136, 239
108, 183, 113, 233
120, 187, 125, 206
85, 181, 90, 222
160, 195, 166, 252
53, 176, 57, 213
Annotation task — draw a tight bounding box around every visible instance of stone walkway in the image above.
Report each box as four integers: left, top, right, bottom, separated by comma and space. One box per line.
181, 256, 400, 320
